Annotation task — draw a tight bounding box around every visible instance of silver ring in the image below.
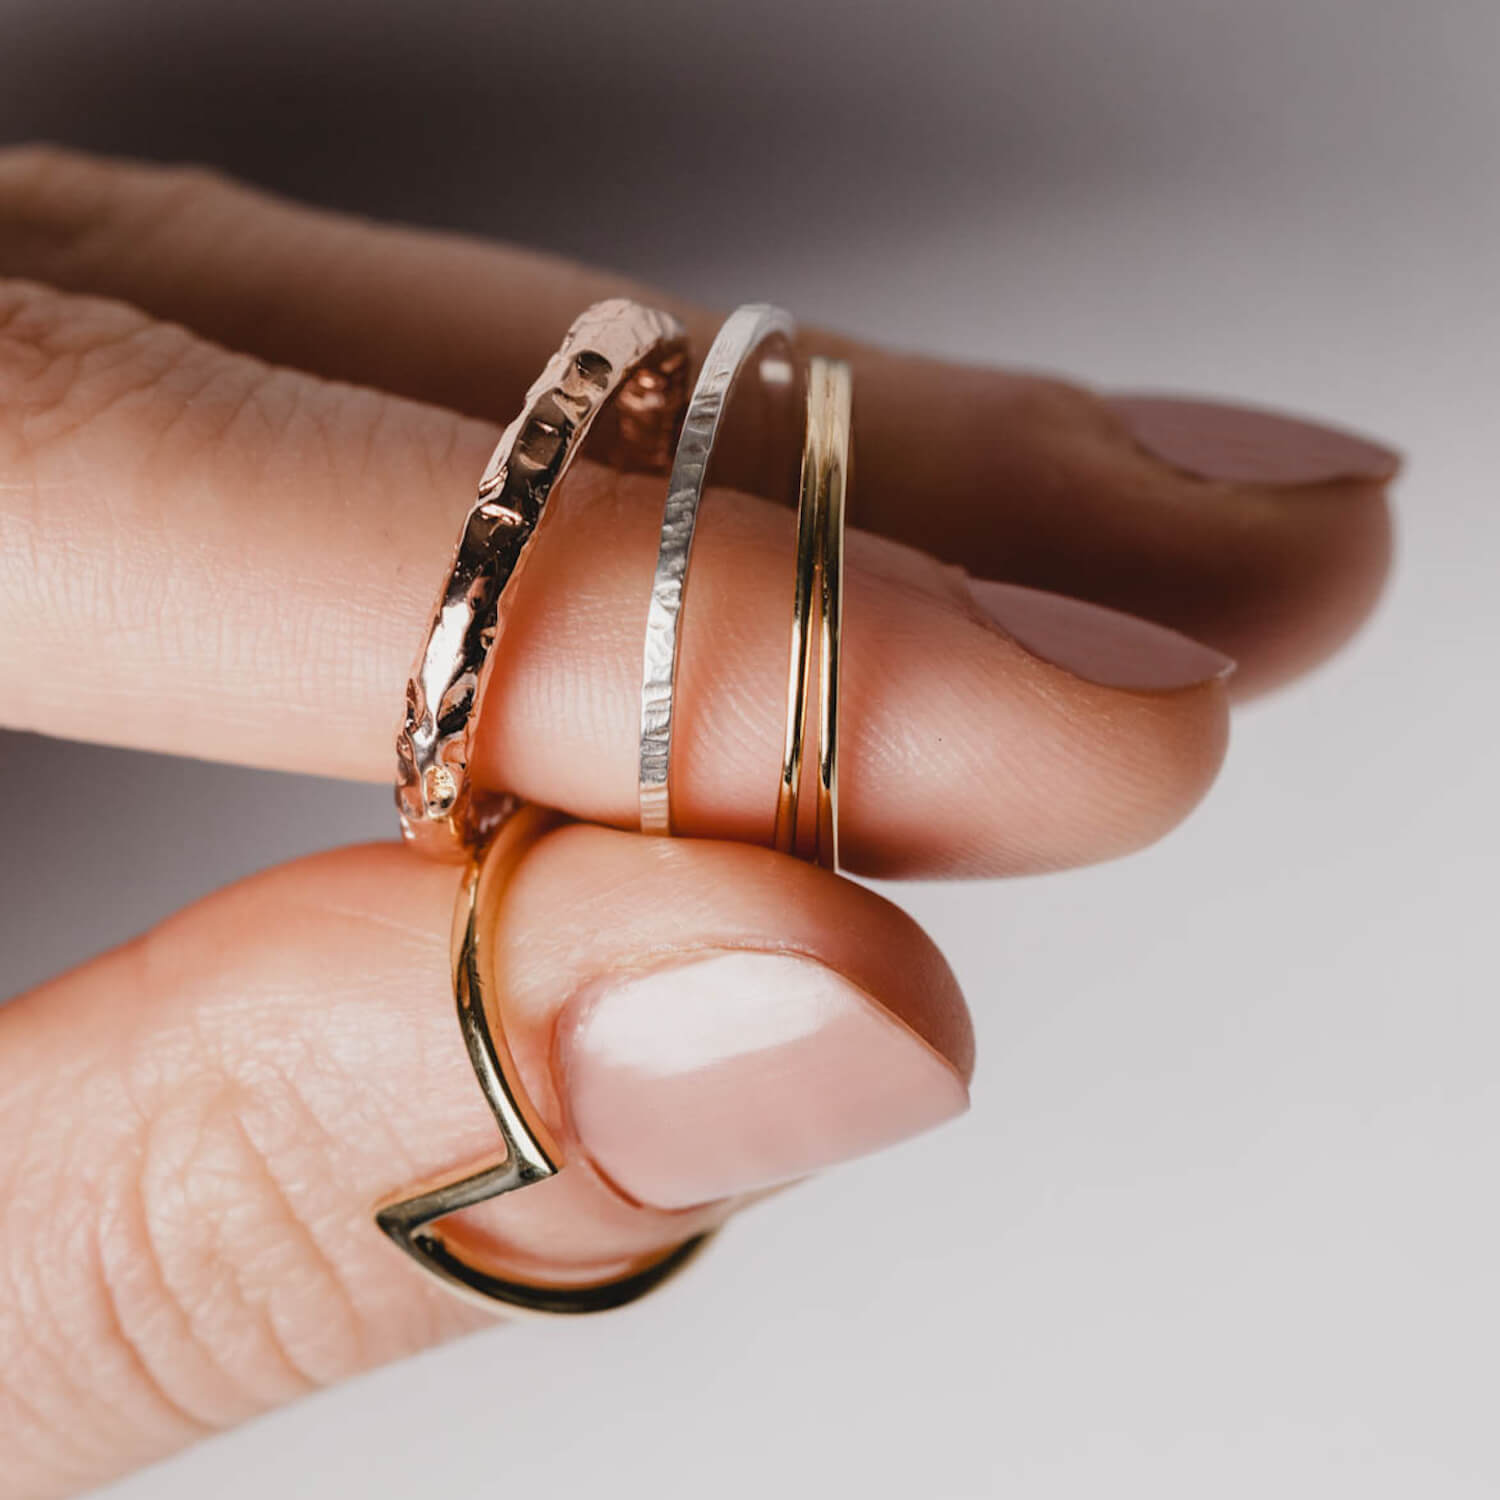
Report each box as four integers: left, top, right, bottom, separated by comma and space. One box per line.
637, 304, 799, 835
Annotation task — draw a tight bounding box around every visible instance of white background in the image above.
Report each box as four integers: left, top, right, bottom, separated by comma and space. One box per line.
2, 1, 1496, 1495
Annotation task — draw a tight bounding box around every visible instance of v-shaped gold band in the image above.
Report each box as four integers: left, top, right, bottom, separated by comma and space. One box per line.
375, 805, 713, 1315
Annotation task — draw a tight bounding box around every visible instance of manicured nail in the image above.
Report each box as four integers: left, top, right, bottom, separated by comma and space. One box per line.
966, 579, 1235, 692
559, 951, 968, 1211
1109, 394, 1400, 486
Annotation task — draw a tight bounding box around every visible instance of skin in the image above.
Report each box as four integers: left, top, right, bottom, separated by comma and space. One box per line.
0, 146, 1396, 1499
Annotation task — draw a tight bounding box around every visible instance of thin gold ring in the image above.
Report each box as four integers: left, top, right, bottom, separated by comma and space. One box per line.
375, 806, 714, 1314
774, 357, 852, 868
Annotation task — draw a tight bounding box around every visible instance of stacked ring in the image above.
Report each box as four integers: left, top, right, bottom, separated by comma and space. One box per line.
396, 298, 688, 858
375, 804, 713, 1314
774, 356, 852, 869
638, 303, 799, 834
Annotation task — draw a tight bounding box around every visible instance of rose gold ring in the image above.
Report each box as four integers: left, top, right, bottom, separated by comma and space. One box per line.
395, 298, 689, 859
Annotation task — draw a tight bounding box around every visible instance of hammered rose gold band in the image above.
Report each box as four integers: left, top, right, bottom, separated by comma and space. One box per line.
396, 298, 689, 859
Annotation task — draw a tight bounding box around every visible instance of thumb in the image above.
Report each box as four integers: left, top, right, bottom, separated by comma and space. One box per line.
0, 824, 970, 1497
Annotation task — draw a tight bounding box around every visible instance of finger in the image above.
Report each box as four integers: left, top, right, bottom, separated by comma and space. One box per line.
0, 277, 1229, 878
0, 144, 1399, 695
0, 826, 970, 1497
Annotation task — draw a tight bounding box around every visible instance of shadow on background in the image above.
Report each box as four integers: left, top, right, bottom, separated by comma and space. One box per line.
0, 0, 1182, 275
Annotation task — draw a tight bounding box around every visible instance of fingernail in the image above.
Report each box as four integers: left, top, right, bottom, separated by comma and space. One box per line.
1108, 394, 1401, 486
966, 579, 1236, 691
559, 951, 968, 1211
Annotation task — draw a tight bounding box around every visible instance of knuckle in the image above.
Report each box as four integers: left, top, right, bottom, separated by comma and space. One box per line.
0, 144, 133, 280
0, 275, 328, 529
110, 923, 369, 1403
0, 271, 404, 487
0, 281, 205, 734
1004, 372, 1109, 452
121, 1073, 331, 1411
0, 277, 204, 464
0, 1028, 211, 1487
0, 142, 240, 261
0, 141, 102, 218
0, 928, 368, 1478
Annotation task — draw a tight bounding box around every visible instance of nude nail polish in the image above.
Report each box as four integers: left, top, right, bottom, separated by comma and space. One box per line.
966, 579, 1235, 692
1108, 394, 1400, 486
558, 950, 969, 1211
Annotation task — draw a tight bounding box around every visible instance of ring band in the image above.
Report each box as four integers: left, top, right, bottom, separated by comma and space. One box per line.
397, 299, 689, 859
774, 357, 852, 868
814, 361, 850, 870
375, 806, 714, 1314
638, 304, 798, 835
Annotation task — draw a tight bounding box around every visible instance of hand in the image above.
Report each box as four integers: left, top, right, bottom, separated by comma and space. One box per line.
0, 146, 1398, 1498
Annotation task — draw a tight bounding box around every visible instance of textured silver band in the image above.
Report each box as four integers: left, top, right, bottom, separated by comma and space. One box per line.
637, 304, 799, 835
